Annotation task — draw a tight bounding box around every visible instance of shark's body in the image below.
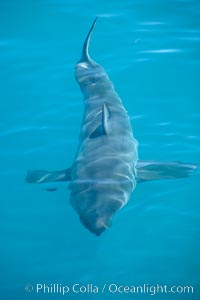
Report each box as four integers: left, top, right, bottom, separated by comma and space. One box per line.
26, 18, 197, 236
69, 19, 138, 235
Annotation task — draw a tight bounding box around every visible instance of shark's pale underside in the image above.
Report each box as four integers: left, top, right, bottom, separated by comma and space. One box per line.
26, 18, 197, 236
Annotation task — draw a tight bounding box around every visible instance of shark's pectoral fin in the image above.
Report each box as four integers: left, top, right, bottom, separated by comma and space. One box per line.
136, 160, 197, 183
90, 103, 110, 139
26, 168, 71, 184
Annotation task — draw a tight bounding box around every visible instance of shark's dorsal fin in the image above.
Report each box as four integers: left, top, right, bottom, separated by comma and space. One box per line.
102, 103, 110, 134
90, 104, 110, 139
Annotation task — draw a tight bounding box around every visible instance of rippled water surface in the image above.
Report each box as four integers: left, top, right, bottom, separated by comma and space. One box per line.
1, 0, 200, 299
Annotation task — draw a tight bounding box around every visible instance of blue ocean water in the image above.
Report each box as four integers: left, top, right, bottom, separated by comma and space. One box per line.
0, 0, 200, 299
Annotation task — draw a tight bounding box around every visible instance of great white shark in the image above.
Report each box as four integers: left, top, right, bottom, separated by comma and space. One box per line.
26, 18, 197, 236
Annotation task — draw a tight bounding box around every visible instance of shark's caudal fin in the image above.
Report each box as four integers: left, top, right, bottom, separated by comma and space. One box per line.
26, 161, 197, 184
79, 17, 98, 63
136, 160, 197, 183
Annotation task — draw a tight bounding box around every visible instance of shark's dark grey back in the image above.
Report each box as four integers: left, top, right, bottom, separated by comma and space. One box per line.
69, 18, 138, 235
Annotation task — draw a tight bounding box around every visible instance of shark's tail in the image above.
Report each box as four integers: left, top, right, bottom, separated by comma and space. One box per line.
79, 17, 98, 63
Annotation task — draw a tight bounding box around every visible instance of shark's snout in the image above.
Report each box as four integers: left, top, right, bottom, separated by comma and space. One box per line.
80, 211, 111, 236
